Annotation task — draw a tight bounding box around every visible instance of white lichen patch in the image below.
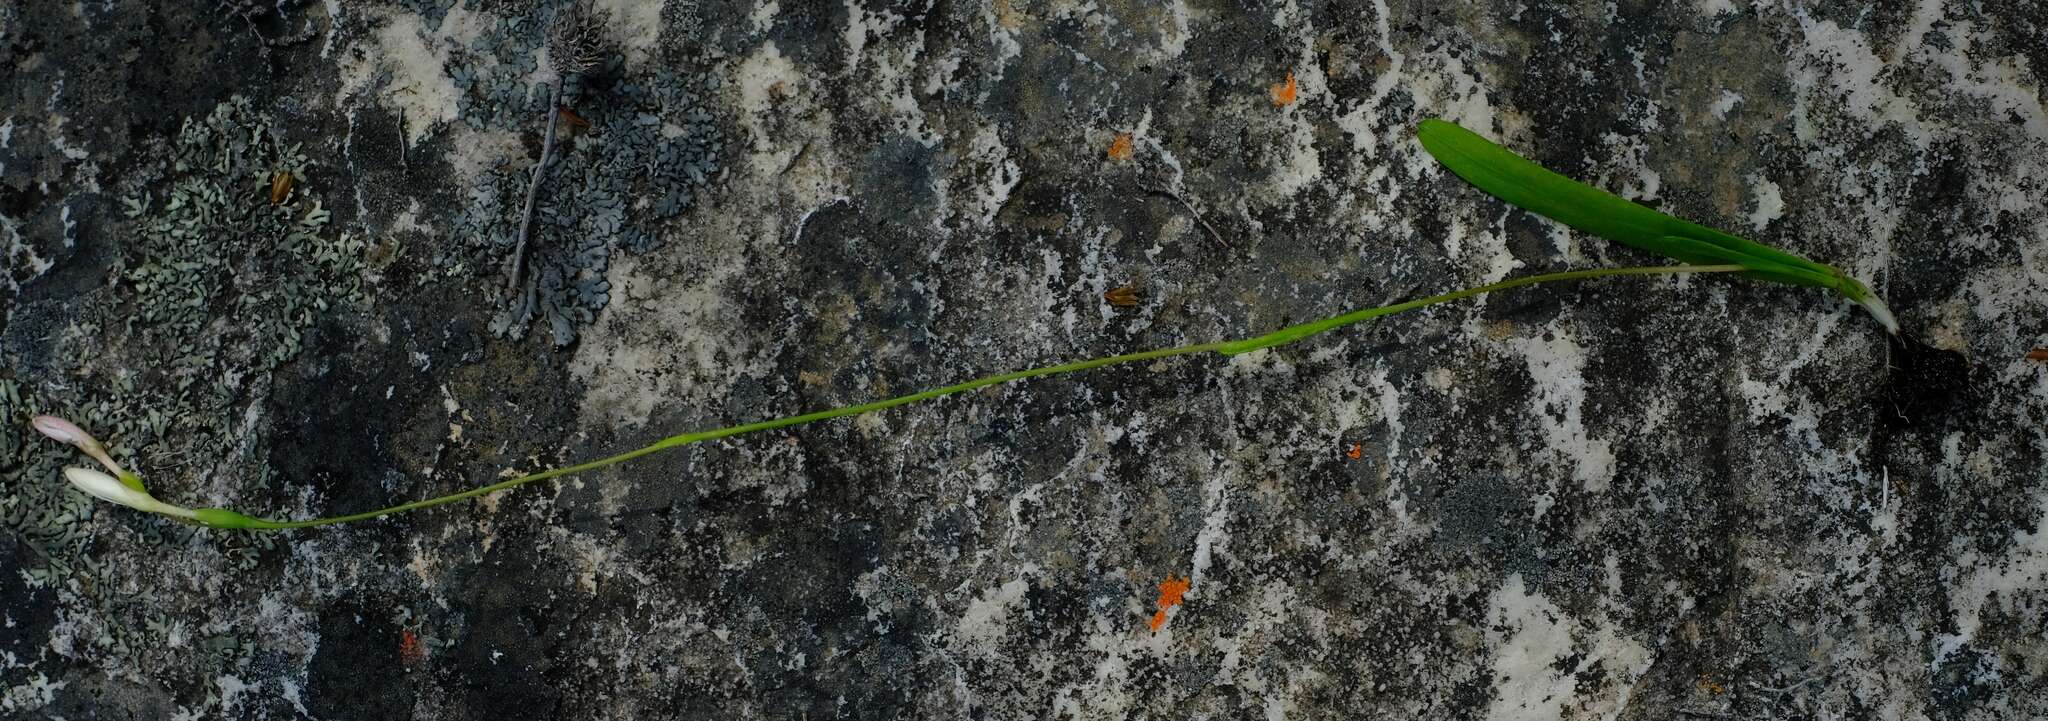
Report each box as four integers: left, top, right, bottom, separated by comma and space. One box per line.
1505, 325, 1617, 495
1782, 9, 1927, 146
1187, 464, 1232, 592
1, 214, 54, 294
1040, 590, 1185, 720
0, 670, 64, 714
559, 526, 627, 595
977, 0, 1022, 91
1265, 95, 1325, 201
1597, 131, 1662, 202
339, 5, 482, 145
1694, 0, 1738, 18
1158, 0, 1194, 59
950, 573, 1033, 651
590, 0, 664, 65
1757, 1, 2011, 290
212, 674, 258, 716
1482, 575, 1652, 721
748, 0, 779, 33
843, 0, 939, 146
1937, 489, 2048, 663
570, 242, 734, 427
1251, 0, 1325, 202
1407, 49, 1501, 147
1366, 366, 1428, 533
1709, 89, 1744, 119
1744, 172, 1785, 232
733, 40, 806, 158
1207, 582, 1324, 715
945, 122, 1021, 229
1332, 0, 1409, 155
41, 84, 93, 164
1437, 210, 1515, 285
0, 115, 12, 177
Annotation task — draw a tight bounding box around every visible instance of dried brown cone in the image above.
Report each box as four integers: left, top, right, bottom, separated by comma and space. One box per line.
548, 0, 611, 75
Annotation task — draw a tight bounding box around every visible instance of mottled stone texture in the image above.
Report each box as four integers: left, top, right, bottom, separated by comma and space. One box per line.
1, 0, 2044, 719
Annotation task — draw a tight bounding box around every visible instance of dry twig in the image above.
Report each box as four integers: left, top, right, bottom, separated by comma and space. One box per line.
1139, 183, 1231, 249
505, 1, 609, 295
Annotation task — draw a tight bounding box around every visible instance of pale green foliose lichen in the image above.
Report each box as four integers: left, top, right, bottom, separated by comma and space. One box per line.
1, 96, 358, 596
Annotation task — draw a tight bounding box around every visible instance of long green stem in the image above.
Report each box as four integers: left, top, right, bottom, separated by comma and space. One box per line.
223, 264, 1743, 530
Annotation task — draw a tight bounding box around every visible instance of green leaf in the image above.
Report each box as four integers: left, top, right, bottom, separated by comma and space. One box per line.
1415, 118, 1896, 330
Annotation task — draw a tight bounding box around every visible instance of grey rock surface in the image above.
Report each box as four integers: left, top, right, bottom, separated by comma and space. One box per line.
1, 0, 2044, 719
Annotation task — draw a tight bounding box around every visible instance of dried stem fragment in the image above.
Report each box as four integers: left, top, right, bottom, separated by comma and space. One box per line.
506, 75, 567, 294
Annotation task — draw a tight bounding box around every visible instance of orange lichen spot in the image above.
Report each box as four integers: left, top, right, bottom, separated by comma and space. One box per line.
1106, 132, 1135, 161
1104, 285, 1139, 307
399, 629, 425, 667
1148, 575, 1191, 632
1158, 576, 1190, 607
1270, 71, 1298, 107
1345, 444, 1362, 460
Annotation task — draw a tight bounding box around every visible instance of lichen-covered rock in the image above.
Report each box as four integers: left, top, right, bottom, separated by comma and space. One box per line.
0, 0, 2043, 719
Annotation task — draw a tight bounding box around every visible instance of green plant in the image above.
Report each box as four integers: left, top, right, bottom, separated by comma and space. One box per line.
1415, 118, 1896, 332
40, 264, 1737, 529
32, 120, 1897, 531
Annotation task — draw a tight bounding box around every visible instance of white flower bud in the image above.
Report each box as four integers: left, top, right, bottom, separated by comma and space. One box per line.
62, 467, 194, 520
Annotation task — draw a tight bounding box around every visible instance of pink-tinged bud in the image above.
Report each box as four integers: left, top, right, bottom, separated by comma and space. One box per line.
32, 415, 95, 448
31, 415, 133, 485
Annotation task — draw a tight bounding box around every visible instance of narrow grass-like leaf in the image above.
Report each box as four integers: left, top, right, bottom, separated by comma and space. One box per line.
1416, 118, 1897, 332
90, 265, 1737, 529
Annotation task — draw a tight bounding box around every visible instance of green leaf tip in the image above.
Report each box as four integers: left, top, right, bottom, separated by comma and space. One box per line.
1415, 118, 1898, 333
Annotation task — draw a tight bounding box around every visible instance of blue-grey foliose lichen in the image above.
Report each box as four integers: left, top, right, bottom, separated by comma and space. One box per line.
399, 0, 460, 30
436, 2, 722, 347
